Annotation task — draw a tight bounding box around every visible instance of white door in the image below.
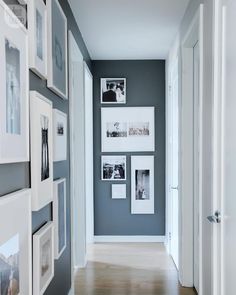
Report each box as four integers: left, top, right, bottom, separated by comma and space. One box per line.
170, 59, 179, 269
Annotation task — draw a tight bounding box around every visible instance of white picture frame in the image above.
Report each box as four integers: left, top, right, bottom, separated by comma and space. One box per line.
112, 184, 126, 199
101, 107, 155, 152
30, 91, 53, 211
28, 0, 47, 79
101, 78, 126, 104
131, 156, 155, 214
101, 155, 126, 181
53, 178, 67, 259
0, 0, 29, 164
0, 189, 32, 295
47, 0, 68, 99
53, 109, 67, 162
33, 222, 54, 295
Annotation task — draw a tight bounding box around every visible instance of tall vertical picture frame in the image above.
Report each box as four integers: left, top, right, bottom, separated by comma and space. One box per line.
53, 109, 67, 162
47, 0, 68, 99
0, 0, 29, 164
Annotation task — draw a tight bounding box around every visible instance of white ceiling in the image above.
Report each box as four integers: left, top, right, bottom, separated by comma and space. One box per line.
68, 0, 190, 60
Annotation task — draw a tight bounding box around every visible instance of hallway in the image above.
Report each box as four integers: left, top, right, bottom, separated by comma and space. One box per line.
75, 243, 196, 295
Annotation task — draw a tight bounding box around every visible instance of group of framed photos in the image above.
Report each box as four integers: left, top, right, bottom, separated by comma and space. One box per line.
0, 0, 68, 294
100, 78, 155, 215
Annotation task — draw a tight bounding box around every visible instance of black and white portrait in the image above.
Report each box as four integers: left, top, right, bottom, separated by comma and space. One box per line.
106, 122, 127, 138
5, 39, 21, 135
135, 170, 150, 200
102, 156, 126, 180
101, 78, 126, 104
36, 9, 43, 60
129, 122, 150, 136
41, 115, 49, 181
57, 122, 64, 136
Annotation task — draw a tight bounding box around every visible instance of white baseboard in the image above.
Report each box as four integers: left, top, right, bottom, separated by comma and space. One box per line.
94, 235, 165, 243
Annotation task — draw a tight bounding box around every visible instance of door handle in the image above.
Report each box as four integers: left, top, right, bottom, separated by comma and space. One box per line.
207, 211, 221, 224
171, 186, 178, 190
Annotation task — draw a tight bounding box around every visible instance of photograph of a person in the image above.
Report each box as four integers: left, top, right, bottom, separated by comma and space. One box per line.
106, 122, 127, 138
57, 122, 64, 136
135, 169, 150, 200
41, 115, 50, 181
101, 78, 126, 104
102, 156, 126, 180
0, 234, 20, 295
129, 122, 150, 136
5, 38, 21, 135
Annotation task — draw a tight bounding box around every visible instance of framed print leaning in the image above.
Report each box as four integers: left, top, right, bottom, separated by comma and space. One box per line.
131, 156, 154, 214
47, 0, 68, 99
101, 107, 155, 152
53, 109, 67, 162
30, 91, 53, 211
0, 189, 32, 295
101, 78, 126, 104
33, 222, 54, 295
53, 178, 67, 259
28, 0, 47, 79
0, 1, 29, 164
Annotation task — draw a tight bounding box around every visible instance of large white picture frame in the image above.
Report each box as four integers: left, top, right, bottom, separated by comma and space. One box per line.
33, 222, 54, 295
131, 156, 155, 214
0, 0, 29, 164
28, 0, 47, 79
30, 91, 53, 211
101, 107, 155, 152
0, 189, 32, 295
53, 178, 67, 259
47, 0, 68, 99
53, 109, 67, 162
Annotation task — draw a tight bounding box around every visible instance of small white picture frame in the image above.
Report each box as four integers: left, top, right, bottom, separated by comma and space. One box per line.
53, 178, 67, 259
53, 109, 67, 162
28, 0, 47, 79
30, 91, 53, 211
131, 156, 155, 214
0, 189, 32, 295
101, 155, 126, 181
112, 184, 126, 199
33, 222, 54, 295
101, 78, 126, 104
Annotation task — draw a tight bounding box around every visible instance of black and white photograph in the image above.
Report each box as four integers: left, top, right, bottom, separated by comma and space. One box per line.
102, 156, 126, 181
106, 122, 127, 138
57, 122, 64, 136
135, 170, 150, 200
129, 122, 150, 136
53, 109, 67, 162
0, 234, 20, 295
6, 39, 21, 135
41, 115, 50, 181
101, 78, 126, 104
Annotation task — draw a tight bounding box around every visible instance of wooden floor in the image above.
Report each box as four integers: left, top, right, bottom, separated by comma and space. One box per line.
75, 243, 196, 295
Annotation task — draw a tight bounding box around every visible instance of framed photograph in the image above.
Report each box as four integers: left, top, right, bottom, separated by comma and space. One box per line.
53, 109, 67, 162
112, 184, 126, 199
28, 0, 47, 79
0, 1, 29, 164
53, 178, 67, 259
131, 156, 154, 214
102, 155, 126, 181
101, 107, 155, 152
47, 0, 68, 99
101, 78, 126, 104
30, 91, 53, 211
0, 189, 32, 295
33, 222, 54, 295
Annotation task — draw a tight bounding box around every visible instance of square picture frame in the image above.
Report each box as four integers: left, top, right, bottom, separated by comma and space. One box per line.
30, 91, 53, 211
33, 222, 54, 295
102, 155, 126, 181
53, 109, 67, 162
0, 0, 29, 164
112, 184, 126, 199
0, 189, 32, 295
53, 178, 67, 259
28, 0, 47, 79
131, 156, 154, 214
101, 78, 126, 104
47, 0, 68, 99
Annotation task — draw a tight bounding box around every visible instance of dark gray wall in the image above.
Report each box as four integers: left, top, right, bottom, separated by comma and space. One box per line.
1, 1, 91, 294
93, 60, 166, 236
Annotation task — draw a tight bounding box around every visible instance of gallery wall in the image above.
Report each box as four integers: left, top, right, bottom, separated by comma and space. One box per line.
93, 60, 166, 236
0, 0, 91, 294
